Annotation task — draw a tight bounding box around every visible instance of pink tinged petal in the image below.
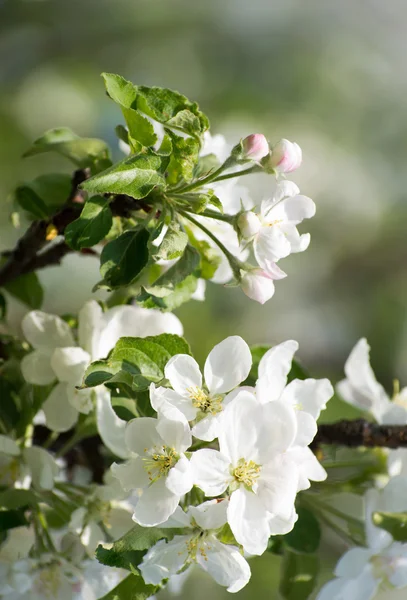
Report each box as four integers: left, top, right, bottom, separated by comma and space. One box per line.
96, 388, 129, 459
198, 537, 251, 593
110, 457, 150, 492
293, 411, 318, 447
132, 477, 180, 526
150, 384, 197, 421
287, 447, 326, 491
335, 548, 373, 578
242, 133, 269, 161
140, 536, 189, 585
258, 454, 299, 520
241, 270, 276, 305
166, 455, 193, 496
22, 447, 59, 490
270, 139, 302, 173
42, 383, 79, 432
164, 354, 202, 397
228, 487, 270, 555
125, 417, 163, 456
204, 336, 252, 395
21, 311, 75, 350
190, 449, 231, 497
191, 414, 220, 441
281, 378, 334, 420
20, 351, 56, 385
189, 499, 228, 530
256, 340, 299, 403
156, 402, 192, 453
50, 347, 90, 385
218, 390, 261, 464
254, 225, 291, 265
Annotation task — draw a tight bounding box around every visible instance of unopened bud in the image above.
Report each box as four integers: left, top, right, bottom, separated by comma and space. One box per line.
267, 139, 302, 173
237, 211, 261, 239
242, 134, 269, 161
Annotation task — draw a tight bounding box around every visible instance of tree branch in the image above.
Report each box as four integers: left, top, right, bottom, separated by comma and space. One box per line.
311, 419, 407, 450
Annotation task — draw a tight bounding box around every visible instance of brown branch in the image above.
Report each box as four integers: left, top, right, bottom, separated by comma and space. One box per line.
311, 419, 407, 450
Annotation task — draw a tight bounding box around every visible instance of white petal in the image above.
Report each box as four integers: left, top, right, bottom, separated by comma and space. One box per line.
164, 354, 202, 398
111, 457, 149, 492
218, 389, 260, 464
258, 454, 299, 520
335, 547, 372, 578
140, 536, 189, 584
125, 418, 163, 456
21, 311, 74, 350
257, 400, 298, 460
77, 300, 103, 358
381, 404, 407, 425
68, 386, 93, 415
166, 455, 193, 496
293, 411, 317, 447
159, 505, 192, 528
198, 537, 251, 593
278, 194, 315, 224
315, 579, 349, 600
0, 527, 35, 562
281, 378, 333, 420
50, 347, 90, 385
20, 350, 56, 385
260, 180, 300, 217
81, 521, 105, 555
189, 499, 228, 531
42, 383, 79, 432
150, 384, 197, 421
191, 414, 220, 442
279, 224, 310, 253
364, 488, 392, 552
132, 477, 180, 526
0, 435, 20, 456
254, 225, 291, 265
287, 447, 326, 491
240, 269, 276, 304
96, 387, 129, 459
156, 402, 192, 453
256, 340, 299, 403
268, 508, 298, 535
22, 446, 59, 490
204, 336, 252, 395
228, 487, 270, 555
190, 449, 231, 497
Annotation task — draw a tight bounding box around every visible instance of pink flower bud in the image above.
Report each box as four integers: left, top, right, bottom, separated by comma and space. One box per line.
237, 211, 261, 239
241, 265, 286, 304
269, 139, 302, 173
242, 134, 269, 161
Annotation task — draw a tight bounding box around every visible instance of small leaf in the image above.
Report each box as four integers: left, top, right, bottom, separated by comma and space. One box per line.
166, 109, 201, 137
15, 174, 72, 219
284, 508, 321, 554
100, 228, 150, 289
81, 152, 165, 199
144, 245, 200, 297
98, 573, 158, 600
165, 131, 200, 185
4, 272, 43, 309
65, 195, 113, 250
373, 511, 407, 542
14, 186, 49, 219
186, 228, 221, 280
23, 127, 110, 169
279, 549, 319, 600
138, 274, 198, 312
154, 222, 188, 261
0, 489, 40, 509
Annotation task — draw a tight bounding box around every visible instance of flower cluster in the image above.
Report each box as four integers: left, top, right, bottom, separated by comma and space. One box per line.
111, 336, 333, 591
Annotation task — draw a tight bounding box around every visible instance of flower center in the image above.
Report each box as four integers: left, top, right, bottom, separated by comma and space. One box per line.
231, 458, 261, 491
185, 533, 211, 563
187, 386, 223, 415
266, 219, 283, 227
35, 563, 63, 599
143, 445, 179, 483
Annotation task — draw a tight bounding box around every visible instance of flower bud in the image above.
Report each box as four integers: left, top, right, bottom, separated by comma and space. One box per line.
241, 267, 284, 304
237, 211, 261, 239
268, 139, 302, 173
242, 134, 269, 161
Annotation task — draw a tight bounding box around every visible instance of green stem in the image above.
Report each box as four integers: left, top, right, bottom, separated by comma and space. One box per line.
42, 431, 59, 450
213, 165, 261, 182
197, 209, 234, 223
55, 431, 83, 458
37, 509, 57, 553
172, 165, 225, 194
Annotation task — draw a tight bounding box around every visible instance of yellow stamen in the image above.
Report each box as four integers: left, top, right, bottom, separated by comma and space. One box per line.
232, 458, 261, 490
143, 445, 179, 483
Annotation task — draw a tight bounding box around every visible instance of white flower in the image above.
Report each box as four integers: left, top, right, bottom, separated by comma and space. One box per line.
21, 301, 183, 457
191, 390, 299, 555
249, 180, 315, 270
111, 401, 193, 526
316, 477, 407, 600
0, 435, 59, 490
240, 265, 286, 305
151, 336, 252, 441
268, 139, 302, 173
140, 500, 251, 593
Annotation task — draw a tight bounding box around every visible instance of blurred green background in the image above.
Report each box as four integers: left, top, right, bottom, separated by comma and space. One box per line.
1, 0, 407, 597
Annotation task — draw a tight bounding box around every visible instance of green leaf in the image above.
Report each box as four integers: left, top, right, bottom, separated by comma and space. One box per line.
100, 228, 150, 289
154, 221, 188, 261
65, 195, 113, 250
373, 511, 407, 542
98, 573, 158, 600
23, 127, 110, 169
81, 152, 165, 199
186, 228, 221, 279
0, 489, 40, 509
0, 293, 6, 320
284, 508, 321, 553
0, 509, 29, 532
4, 272, 43, 309
15, 174, 72, 219
165, 131, 200, 185
84, 334, 190, 389
279, 550, 319, 600
166, 109, 202, 137
194, 153, 221, 178
144, 245, 200, 297
14, 186, 49, 219
138, 274, 198, 311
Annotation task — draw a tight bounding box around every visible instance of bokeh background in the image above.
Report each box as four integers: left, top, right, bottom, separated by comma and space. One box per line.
1, 0, 407, 597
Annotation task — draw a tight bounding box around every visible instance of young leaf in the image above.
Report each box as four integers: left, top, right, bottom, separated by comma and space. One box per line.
23, 127, 110, 169
100, 228, 150, 289
0, 489, 40, 509
373, 511, 407, 542
4, 272, 43, 309
15, 174, 72, 219
98, 573, 158, 600
154, 221, 188, 261
284, 508, 321, 554
81, 152, 165, 199
165, 131, 200, 185
279, 550, 319, 600
14, 186, 49, 219
144, 245, 200, 297
138, 274, 199, 311
65, 195, 113, 250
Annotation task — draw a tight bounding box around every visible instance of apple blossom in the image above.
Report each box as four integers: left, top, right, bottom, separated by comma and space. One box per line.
111, 400, 193, 526
240, 265, 286, 304
242, 134, 269, 162
267, 138, 302, 173
140, 500, 251, 593
191, 390, 299, 555
150, 336, 252, 441
0, 435, 59, 490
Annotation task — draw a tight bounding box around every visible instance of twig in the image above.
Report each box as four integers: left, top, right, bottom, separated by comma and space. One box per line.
312, 419, 407, 450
